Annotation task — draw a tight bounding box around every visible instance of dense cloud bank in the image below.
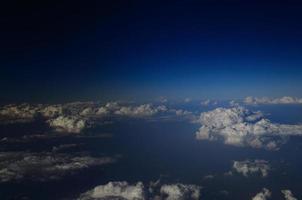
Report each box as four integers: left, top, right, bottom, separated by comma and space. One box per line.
232, 160, 270, 177
78, 181, 201, 200
0, 102, 173, 133
244, 96, 302, 105
196, 107, 302, 150
0, 151, 116, 182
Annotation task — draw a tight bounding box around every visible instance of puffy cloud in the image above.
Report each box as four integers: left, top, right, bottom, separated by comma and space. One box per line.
252, 188, 271, 200
48, 116, 87, 133
244, 96, 302, 105
195, 107, 302, 150
281, 190, 297, 200
78, 181, 145, 200
39, 105, 63, 118
78, 181, 202, 200
0, 104, 40, 122
0, 152, 116, 182
232, 160, 270, 177
160, 183, 201, 200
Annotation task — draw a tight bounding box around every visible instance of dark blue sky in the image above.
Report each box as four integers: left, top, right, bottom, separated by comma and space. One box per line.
1, 1, 302, 103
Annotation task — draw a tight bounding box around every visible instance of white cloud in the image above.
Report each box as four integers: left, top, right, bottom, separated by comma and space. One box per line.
281, 190, 297, 200
39, 105, 63, 118
0, 152, 116, 182
78, 181, 145, 200
232, 160, 270, 177
48, 116, 87, 133
160, 183, 201, 200
244, 96, 302, 105
78, 181, 202, 200
115, 104, 167, 117
0, 104, 40, 122
196, 107, 302, 150
252, 188, 271, 200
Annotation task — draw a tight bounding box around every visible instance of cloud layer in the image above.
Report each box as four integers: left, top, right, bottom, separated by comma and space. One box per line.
196, 107, 302, 150
0, 102, 172, 133
244, 96, 302, 105
0, 152, 116, 182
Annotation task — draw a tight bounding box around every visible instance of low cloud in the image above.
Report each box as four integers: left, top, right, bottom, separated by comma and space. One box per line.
282, 190, 297, 200
0, 151, 116, 182
252, 188, 271, 200
196, 107, 302, 150
160, 183, 201, 200
0, 102, 170, 133
232, 160, 270, 177
78, 181, 145, 200
78, 181, 202, 200
48, 116, 88, 133
244, 96, 302, 105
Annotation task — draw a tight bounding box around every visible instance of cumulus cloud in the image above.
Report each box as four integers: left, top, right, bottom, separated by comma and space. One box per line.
195, 107, 302, 150
0, 102, 173, 133
0, 152, 116, 182
281, 190, 297, 200
232, 160, 270, 177
78, 181, 145, 200
160, 183, 201, 200
0, 104, 40, 122
48, 116, 87, 133
252, 188, 271, 200
78, 181, 202, 200
244, 96, 302, 105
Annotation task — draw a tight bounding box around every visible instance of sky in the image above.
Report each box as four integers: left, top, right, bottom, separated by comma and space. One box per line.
1, 1, 302, 103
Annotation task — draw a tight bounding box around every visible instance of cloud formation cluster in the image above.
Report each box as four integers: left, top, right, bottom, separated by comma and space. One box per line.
196, 107, 302, 150
0, 102, 170, 133
48, 116, 87, 133
252, 188, 271, 200
78, 181, 201, 200
160, 183, 201, 200
232, 160, 270, 177
244, 96, 302, 105
0, 151, 115, 182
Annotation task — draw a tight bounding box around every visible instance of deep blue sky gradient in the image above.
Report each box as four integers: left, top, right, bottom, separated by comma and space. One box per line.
1, 1, 302, 103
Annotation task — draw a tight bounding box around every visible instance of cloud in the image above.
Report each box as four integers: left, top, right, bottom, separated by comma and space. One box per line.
195, 107, 302, 150
78, 181, 145, 200
232, 160, 270, 177
0, 102, 172, 133
200, 99, 218, 106
0, 104, 40, 123
244, 96, 302, 105
48, 116, 88, 133
0, 152, 116, 182
78, 181, 202, 200
252, 188, 271, 200
281, 190, 297, 200
114, 104, 167, 117
160, 183, 201, 200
